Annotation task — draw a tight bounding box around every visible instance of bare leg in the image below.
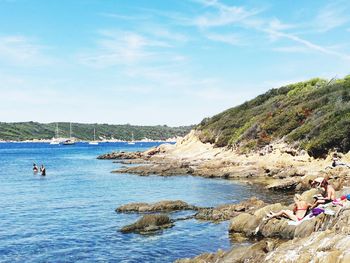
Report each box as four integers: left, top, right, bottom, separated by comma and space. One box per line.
311, 199, 325, 209
269, 210, 299, 221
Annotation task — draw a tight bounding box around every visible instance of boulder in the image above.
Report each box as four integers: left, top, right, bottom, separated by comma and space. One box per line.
120, 214, 173, 234
272, 167, 304, 179
228, 213, 259, 236
300, 188, 320, 204
266, 178, 300, 191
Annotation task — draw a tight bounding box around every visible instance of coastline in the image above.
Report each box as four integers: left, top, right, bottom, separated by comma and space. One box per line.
99, 130, 350, 262
0, 137, 180, 144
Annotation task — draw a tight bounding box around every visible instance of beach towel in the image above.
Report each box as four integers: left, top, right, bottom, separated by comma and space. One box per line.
287, 213, 314, 226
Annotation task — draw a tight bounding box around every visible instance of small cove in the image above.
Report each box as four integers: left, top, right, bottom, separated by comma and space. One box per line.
0, 142, 288, 263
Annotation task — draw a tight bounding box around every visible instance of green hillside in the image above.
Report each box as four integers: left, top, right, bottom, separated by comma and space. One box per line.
197, 76, 350, 157
0, 122, 194, 141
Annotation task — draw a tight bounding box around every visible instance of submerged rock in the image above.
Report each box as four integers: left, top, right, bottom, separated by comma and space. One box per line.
120, 214, 173, 234
116, 200, 197, 213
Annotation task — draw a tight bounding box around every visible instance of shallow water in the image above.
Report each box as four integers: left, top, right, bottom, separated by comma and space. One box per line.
0, 142, 286, 262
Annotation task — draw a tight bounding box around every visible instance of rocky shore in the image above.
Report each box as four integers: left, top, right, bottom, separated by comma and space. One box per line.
99, 130, 350, 262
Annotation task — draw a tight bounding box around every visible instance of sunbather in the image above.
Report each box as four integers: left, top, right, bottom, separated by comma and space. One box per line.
265, 194, 311, 222
310, 178, 335, 209
325, 154, 350, 169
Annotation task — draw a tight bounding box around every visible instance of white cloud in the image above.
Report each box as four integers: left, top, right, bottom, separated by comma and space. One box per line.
78, 30, 172, 67
143, 26, 189, 43
0, 35, 52, 66
205, 32, 245, 46
268, 18, 296, 32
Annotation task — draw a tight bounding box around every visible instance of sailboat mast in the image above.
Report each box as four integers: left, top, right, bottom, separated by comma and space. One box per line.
55, 123, 59, 138
69, 123, 72, 138
94, 128, 96, 141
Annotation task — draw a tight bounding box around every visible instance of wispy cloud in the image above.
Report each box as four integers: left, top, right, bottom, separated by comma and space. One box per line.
314, 1, 350, 32
263, 27, 350, 60
190, 0, 350, 61
0, 35, 52, 66
205, 32, 245, 46
272, 46, 309, 53
192, 0, 262, 28
100, 12, 151, 21
143, 26, 189, 43
78, 30, 172, 67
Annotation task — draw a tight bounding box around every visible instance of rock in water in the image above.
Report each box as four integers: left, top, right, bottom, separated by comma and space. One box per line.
116, 200, 197, 213
120, 214, 174, 234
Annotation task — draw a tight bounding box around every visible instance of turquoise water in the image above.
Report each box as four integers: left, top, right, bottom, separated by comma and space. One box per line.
0, 142, 282, 262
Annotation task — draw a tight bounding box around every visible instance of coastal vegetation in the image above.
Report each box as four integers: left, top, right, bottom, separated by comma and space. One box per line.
197, 76, 350, 157
0, 122, 194, 141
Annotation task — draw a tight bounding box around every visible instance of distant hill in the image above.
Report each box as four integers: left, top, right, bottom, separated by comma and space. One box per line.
0, 122, 194, 141
197, 76, 350, 157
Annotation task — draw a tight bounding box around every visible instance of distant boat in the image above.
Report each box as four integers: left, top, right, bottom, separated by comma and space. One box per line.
128, 132, 135, 145
50, 123, 60, 145
62, 123, 75, 145
89, 128, 98, 145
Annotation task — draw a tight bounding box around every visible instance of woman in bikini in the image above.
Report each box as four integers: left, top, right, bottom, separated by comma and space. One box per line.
266, 194, 311, 222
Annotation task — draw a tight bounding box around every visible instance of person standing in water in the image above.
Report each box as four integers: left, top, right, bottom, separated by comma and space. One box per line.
40, 165, 46, 176
33, 163, 38, 174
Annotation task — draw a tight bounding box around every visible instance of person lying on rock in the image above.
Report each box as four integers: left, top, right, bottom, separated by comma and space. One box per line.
265, 194, 311, 222
325, 154, 350, 169
310, 178, 335, 209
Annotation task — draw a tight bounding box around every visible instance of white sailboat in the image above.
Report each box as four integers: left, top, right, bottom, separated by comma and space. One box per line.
63, 123, 75, 145
50, 123, 60, 145
89, 128, 98, 145
128, 132, 135, 145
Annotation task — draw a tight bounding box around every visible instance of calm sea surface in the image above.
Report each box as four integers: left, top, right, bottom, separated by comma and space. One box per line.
0, 142, 285, 263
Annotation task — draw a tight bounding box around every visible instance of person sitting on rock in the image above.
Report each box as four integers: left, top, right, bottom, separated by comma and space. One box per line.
265, 194, 311, 222
310, 178, 335, 208
325, 154, 350, 169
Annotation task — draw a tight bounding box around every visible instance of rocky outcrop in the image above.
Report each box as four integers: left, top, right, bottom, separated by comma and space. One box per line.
177, 204, 350, 263
194, 197, 265, 222
120, 214, 173, 234
97, 143, 173, 160
97, 151, 145, 160
228, 202, 336, 240
112, 162, 194, 176
266, 178, 301, 191
175, 239, 280, 263
116, 200, 198, 213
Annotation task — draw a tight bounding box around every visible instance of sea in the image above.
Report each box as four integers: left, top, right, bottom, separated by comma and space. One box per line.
0, 142, 286, 263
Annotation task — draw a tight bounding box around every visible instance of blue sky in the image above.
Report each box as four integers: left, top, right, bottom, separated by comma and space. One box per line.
0, 0, 350, 125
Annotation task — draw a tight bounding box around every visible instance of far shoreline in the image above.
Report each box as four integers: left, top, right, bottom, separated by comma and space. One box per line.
0, 139, 178, 144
